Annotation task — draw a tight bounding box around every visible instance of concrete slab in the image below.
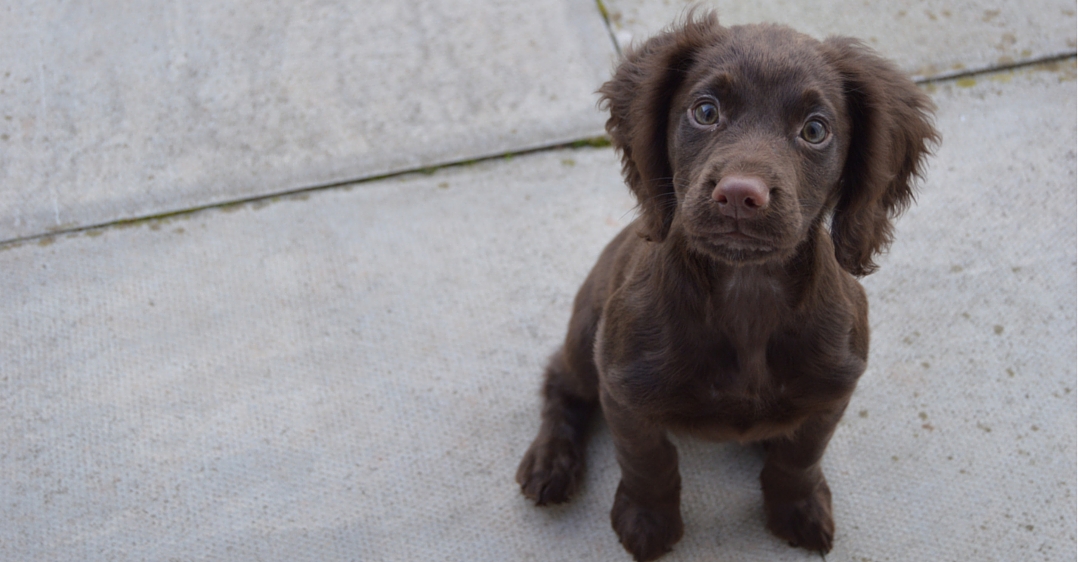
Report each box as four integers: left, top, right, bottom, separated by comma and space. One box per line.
601, 0, 1077, 80
0, 147, 639, 561
832, 59, 1077, 562
1, 62, 1074, 561
0, 1, 614, 242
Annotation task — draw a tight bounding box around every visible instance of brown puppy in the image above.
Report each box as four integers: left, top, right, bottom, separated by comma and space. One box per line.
516, 11, 938, 562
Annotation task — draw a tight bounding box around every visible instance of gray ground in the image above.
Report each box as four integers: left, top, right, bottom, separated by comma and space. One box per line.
2, 1, 1075, 561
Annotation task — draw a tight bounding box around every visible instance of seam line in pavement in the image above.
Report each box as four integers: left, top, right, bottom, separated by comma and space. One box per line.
2, 53, 1073, 250
595, 0, 623, 58
914, 51, 1077, 84
0, 137, 612, 249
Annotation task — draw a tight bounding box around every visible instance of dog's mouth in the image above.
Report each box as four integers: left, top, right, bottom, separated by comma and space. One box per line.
717, 229, 759, 242
679, 189, 802, 263
689, 229, 776, 252
689, 226, 783, 262
712, 225, 773, 247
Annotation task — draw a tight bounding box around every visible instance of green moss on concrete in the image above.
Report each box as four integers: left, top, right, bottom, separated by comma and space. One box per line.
570, 136, 612, 149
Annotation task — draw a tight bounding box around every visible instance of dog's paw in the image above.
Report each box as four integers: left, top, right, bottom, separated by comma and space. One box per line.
610, 483, 683, 562
764, 481, 834, 553
515, 436, 584, 506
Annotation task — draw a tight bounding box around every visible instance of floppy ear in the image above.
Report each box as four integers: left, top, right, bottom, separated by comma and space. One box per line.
821, 38, 940, 276
598, 11, 722, 242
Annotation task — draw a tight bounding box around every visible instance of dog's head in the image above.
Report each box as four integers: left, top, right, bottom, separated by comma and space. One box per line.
599, 12, 939, 275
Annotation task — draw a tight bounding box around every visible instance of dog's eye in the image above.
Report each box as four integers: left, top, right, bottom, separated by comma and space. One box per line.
691, 101, 720, 126
800, 119, 829, 144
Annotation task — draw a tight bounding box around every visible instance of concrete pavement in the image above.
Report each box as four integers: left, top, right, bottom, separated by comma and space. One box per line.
604, 0, 1076, 79
2, 1, 1075, 561
1, 0, 613, 241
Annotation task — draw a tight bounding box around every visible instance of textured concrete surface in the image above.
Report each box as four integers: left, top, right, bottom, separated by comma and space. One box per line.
602, 0, 1077, 79
0, 1, 612, 242
2, 2, 1076, 561
1, 148, 637, 561
3, 62, 1075, 560
832, 60, 1076, 562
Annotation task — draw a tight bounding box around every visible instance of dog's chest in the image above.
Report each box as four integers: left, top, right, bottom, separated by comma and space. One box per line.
645, 316, 859, 440
606, 266, 858, 439
678, 331, 789, 397
656, 339, 812, 441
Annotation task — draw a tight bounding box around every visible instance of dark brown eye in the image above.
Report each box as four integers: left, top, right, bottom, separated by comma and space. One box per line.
800, 119, 829, 144
691, 101, 720, 126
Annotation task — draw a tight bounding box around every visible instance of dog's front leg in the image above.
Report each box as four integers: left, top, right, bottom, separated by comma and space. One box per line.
600, 388, 683, 561
760, 404, 847, 553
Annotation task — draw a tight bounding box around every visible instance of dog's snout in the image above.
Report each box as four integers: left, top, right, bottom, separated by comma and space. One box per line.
713, 175, 769, 218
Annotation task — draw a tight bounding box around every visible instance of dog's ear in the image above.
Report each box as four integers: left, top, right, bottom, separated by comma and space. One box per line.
821, 38, 940, 276
598, 11, 722, 242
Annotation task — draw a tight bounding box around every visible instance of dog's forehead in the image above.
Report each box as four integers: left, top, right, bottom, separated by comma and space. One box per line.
688, 24, 837, 94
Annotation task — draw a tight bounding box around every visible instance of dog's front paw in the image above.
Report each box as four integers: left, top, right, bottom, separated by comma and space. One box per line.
515, 436, 584, 506
764, 480, 834, 553
610, 482, 683, 561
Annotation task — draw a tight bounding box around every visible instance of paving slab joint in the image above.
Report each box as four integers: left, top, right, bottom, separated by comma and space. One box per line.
595, 0, 623, 57
915, 52, 1078, 85
5, 51, 1072, 250
0, 136, 615, 250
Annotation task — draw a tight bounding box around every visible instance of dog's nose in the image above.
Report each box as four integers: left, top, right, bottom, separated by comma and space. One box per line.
713, 175, 769, 219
